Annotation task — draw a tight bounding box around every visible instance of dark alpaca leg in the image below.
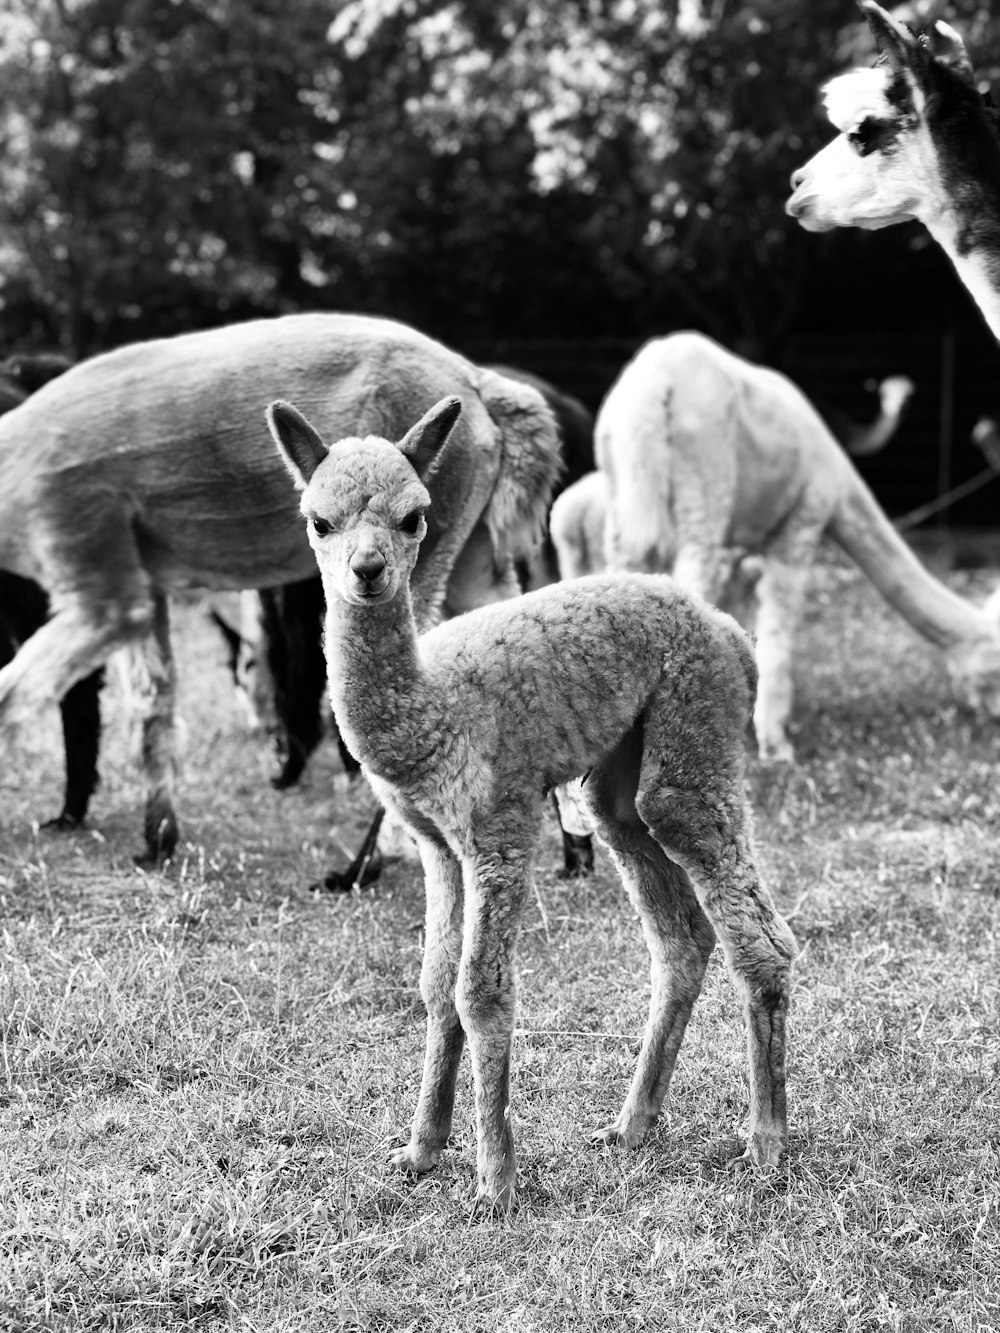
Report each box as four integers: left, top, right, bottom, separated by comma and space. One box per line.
1, 570, 103, 832
45, 668, 104, 828
260, 579, 325, 788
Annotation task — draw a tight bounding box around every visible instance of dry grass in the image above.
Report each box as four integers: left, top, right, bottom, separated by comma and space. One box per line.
1, 545, 999, 1331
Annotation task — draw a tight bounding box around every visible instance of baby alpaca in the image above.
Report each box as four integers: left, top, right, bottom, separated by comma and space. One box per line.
267, 395, 796, 1213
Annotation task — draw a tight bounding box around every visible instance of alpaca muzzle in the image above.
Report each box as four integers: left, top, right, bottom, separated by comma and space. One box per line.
349, 548, 388, 594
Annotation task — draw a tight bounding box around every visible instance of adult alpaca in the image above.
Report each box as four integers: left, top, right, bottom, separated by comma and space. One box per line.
580, 331, 1000, 762
0, 314, 560, 865
551, 371, 914, 582
786, 2, 1000, 343
0, 353, 101, 832
266, 394, 795, 1213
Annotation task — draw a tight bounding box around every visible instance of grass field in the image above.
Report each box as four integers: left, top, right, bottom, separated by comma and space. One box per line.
2, 538, 999, 1332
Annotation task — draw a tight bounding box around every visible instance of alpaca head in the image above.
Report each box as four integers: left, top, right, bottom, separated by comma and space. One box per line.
266, 396, 463, 606
786, 2, 985, 233
955, 588, 1000, 719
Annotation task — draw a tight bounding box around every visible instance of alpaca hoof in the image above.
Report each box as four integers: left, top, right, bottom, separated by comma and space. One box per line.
313, 847, 383, 893
39, 812, 84, 833
590, 1119, 644, 1149
726, 1134, 784, 1175
389, 1141, 442, 1176
472, 1182, 516, 1218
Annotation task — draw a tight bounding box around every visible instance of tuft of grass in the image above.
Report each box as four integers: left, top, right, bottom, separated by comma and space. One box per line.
1, 548, 999, 1330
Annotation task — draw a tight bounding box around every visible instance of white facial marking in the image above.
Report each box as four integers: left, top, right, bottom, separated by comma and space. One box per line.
822, 68, 894, 133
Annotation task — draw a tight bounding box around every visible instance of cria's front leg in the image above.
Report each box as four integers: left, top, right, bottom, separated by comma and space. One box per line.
456, 848, 529, 1214
392, 837, 466, 1178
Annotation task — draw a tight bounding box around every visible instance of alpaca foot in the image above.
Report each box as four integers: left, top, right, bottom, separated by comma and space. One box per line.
725, 1132, 784, 1175
589, 1116, 647, 1150
313, 846, 383, 893
270, 765, 301, 791
557, 830, 594, 879
134, 809, 178, 869
389, 1139, 444, 1176
472, 1179, 516, 1218
39, 812, 84, 833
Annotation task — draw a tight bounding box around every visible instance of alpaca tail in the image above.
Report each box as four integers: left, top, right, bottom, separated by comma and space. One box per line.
595, 375, 676, 571
476, 368, 563, 564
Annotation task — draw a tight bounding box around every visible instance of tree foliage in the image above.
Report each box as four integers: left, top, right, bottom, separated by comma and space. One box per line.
0, 0, 996, 357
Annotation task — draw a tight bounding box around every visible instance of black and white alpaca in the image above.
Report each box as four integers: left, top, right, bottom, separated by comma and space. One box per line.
787, 1, 1000, 343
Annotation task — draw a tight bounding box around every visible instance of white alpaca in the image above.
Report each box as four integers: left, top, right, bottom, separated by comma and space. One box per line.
267, 395, 795, 1214
556, 331, 1000, 762
550, 369, 913, 580
787, 2, 1000, 343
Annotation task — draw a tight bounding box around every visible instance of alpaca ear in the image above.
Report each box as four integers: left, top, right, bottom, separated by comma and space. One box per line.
858, 2, 918, 73
926, 20, 977, 89
397, 396, 462, 481
266, 399, 329, 489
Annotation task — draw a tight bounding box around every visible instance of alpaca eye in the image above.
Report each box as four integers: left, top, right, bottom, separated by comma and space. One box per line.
311, 517, 332, 538
400, 509, 424, 535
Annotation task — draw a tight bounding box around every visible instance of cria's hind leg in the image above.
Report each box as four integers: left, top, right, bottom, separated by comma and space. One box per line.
635, 713, 795, 1172
585, 731, 717, 1149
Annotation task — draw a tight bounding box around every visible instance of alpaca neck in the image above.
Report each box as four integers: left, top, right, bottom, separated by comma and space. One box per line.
925, 200, 1000, 345
830, 471, 991, 650
321, 577, 433, 777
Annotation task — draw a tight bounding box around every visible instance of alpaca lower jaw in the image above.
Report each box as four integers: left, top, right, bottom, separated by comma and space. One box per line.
785, 191, 913, 233
340, 577, 396, 605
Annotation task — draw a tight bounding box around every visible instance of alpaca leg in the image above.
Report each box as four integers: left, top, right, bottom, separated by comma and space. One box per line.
0, 598, 149, 736
456, 838, 532, 1210
46, 667, 104, 828
262, 579, 329, 789
753, 544, 814, 762
584, 735, 717, 1148
552, 780, 595, 878
120, 592, 179, 864
634, 716, 795, 1171
392, 835, 466, 1175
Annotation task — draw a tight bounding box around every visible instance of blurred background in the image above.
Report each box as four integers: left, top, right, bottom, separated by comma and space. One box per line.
0, 0, 997, 524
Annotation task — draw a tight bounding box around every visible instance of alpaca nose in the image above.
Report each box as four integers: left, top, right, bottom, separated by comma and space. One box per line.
350, 549, 386, 585
789, 166, 806, 191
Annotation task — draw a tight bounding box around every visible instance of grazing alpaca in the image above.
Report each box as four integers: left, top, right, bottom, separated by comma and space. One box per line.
577, 331, 1000, 762
786, 2, 1000, 343
266, 394, 796, 1213
0, 314, 560, 864
551, 369, 914, 583
0, 354, 104, 831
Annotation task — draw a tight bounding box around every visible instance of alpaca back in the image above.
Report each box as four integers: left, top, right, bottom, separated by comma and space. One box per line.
416, 573, 755, 808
